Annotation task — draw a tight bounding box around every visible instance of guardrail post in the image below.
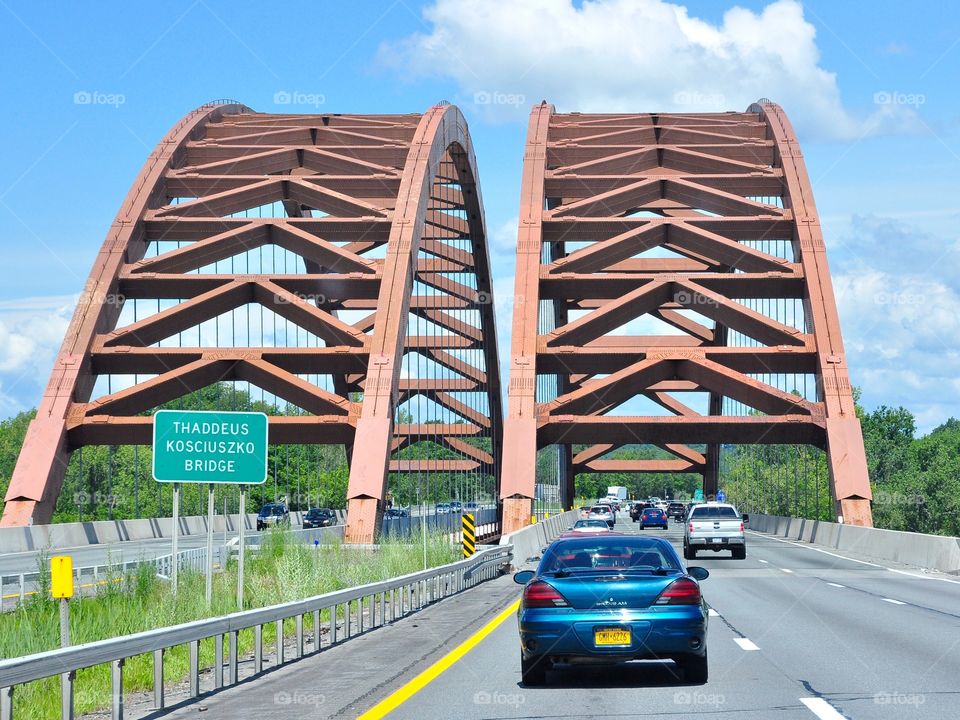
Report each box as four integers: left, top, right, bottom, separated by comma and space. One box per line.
214, 634, 223, 688
60, 668, 75, 720
295, 614, 303, 659
275, 619, 284, 666
189, 640, 200, 697
329, 605, 338, 645
152, 649, 164, 710
345, 601, 352, 638
111, 658, 124, 720
1, 686, 12, 720
312, 609, 321, 651
18, 575, 24, 604
379, 592, 385, 626
229, 631, 238, 685
254, 624, 263, 673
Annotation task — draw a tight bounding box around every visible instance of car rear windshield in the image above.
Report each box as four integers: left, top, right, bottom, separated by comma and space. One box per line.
589, 506, 609, 513
574, 519, 608, 528
689, 506, 739, 519
259, 505, 284, 516
540, 539, 682, 573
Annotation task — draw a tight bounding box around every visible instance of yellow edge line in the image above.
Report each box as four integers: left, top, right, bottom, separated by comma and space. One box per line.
357, 597, 520, 719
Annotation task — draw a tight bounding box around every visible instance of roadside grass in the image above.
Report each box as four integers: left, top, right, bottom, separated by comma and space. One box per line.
0, 529, 458, 719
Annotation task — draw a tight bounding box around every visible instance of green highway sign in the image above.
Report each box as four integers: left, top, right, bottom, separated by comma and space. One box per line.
152, 410, 269, 484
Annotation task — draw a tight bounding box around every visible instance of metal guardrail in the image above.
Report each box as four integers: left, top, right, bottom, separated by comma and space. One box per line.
0, 547, 219, 610
0, 544, 513, 719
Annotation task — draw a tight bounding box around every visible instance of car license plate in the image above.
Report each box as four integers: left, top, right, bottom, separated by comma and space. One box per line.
712, 537, 724, 543
594, 628, 630, 646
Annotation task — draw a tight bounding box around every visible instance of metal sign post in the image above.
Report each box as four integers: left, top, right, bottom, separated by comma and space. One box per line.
237, 485, 246, 610
171, 482, 180, 595
205, 483, 215, 607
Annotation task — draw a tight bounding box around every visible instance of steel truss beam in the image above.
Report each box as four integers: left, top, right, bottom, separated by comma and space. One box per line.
1, 103, 503, 535
501, 102, 872, 532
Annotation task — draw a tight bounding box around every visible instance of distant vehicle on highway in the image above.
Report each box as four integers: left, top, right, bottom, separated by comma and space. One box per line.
435, 502, 451, 514
568, 519, 611, 533
630, 501, 652, 522
667, 502, 686, 521
384, 507, 409, 519
578, 506, 592, 520
464, 501, 480, 512
683, 503, 746, 559
639, 508, 668, 529
448, 500, 463, 513
513, 535, 710, 685
587, 505, 616, 528
302, 507, 336, 529
256, 502, 290, 531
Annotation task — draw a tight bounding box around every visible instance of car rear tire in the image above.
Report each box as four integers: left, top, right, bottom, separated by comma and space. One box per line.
683, 544, 696, 560
733, 546, 746, 560
678, 651, 708, 683
521, 654, 548, 686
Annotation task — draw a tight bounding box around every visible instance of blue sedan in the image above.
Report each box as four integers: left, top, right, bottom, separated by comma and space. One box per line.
514, 535, 709, 685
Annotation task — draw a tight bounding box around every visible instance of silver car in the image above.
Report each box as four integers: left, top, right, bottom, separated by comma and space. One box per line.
587, 504, 615, 528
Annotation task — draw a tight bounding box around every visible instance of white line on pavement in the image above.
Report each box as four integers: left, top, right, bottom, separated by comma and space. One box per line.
780, 568, 794, 574
758, 559, 769, 564
882, 598, 906, 605
826, 582, 845, 588
747, 531, 960, 584
734, 638, 759, 651
708, 608, 720, 616
800, 697, 845, 719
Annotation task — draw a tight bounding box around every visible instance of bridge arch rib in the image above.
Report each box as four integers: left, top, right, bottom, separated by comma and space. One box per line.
1, 102, 503, 537
501, 100, 872, 532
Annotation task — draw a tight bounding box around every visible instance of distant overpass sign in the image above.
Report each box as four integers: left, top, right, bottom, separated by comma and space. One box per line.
152, 410, 269, 484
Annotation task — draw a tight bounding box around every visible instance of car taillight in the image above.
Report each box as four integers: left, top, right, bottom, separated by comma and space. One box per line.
523, 581, 570, 608
689, 523, 694, 533
740, 522, 745, 532
655, 578, 702, 605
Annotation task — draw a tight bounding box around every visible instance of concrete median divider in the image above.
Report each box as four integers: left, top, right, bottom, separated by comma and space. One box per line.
749, 513, 960, 575
499, 510, 580, 567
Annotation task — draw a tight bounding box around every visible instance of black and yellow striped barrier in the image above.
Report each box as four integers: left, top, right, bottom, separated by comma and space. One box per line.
462, 513, 476, 557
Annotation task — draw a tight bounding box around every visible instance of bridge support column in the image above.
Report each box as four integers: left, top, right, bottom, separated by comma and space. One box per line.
825, 415, 874, 527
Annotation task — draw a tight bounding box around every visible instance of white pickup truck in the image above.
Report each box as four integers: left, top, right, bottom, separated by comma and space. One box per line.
683, 503, 747, 560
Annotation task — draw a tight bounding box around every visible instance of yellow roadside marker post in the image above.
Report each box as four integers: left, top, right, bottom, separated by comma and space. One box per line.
51, 556, 74, 718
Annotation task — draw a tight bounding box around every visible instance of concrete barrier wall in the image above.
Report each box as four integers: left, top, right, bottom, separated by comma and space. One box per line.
749, 513, 960, 575
0, 510, 350, 554
499, 510, 580, 567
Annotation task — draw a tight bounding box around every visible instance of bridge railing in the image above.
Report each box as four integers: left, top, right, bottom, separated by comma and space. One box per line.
0, 543, 513, 719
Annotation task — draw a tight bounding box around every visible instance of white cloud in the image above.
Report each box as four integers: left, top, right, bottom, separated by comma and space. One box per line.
833, 216, 960, 433
380, 0, 920, 140
0, 294, 74, 411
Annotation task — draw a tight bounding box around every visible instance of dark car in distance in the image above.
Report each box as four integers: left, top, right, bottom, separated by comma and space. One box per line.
303, 507, 336, 529
256, 502, 290, 531
667, 502, 687, 521
385, 507, 409, 519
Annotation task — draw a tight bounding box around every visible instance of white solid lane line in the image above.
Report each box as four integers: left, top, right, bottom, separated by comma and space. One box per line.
747, 530, 960, 584
734, 638, 759, 651
780, 568, 794, 574
882, 598, 906, 605
800, 697, 846, 719
826, 582, 845, 588
757, 559, 769, 564
708, 608, 720, 617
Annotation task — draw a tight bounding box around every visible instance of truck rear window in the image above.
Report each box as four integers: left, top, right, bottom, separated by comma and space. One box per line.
690, 506, 738, 519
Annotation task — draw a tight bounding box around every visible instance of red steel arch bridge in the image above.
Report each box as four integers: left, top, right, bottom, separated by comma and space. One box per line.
0, 99, 872, 539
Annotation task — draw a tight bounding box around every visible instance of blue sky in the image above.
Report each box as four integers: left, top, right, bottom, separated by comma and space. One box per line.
0, 0, 958, 431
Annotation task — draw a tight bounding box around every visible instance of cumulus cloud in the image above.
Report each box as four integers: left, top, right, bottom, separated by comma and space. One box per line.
0, 295, 74, 412
379, 0, 921, 139
833, 216, 960, 433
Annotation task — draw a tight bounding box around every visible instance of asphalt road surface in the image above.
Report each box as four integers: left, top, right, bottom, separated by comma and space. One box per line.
144, 514, 960, 719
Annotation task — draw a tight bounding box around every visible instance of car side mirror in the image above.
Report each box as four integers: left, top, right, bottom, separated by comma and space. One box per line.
742, 514, 750, 525
513, 570, 535, 585
687, 566, 709, 581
